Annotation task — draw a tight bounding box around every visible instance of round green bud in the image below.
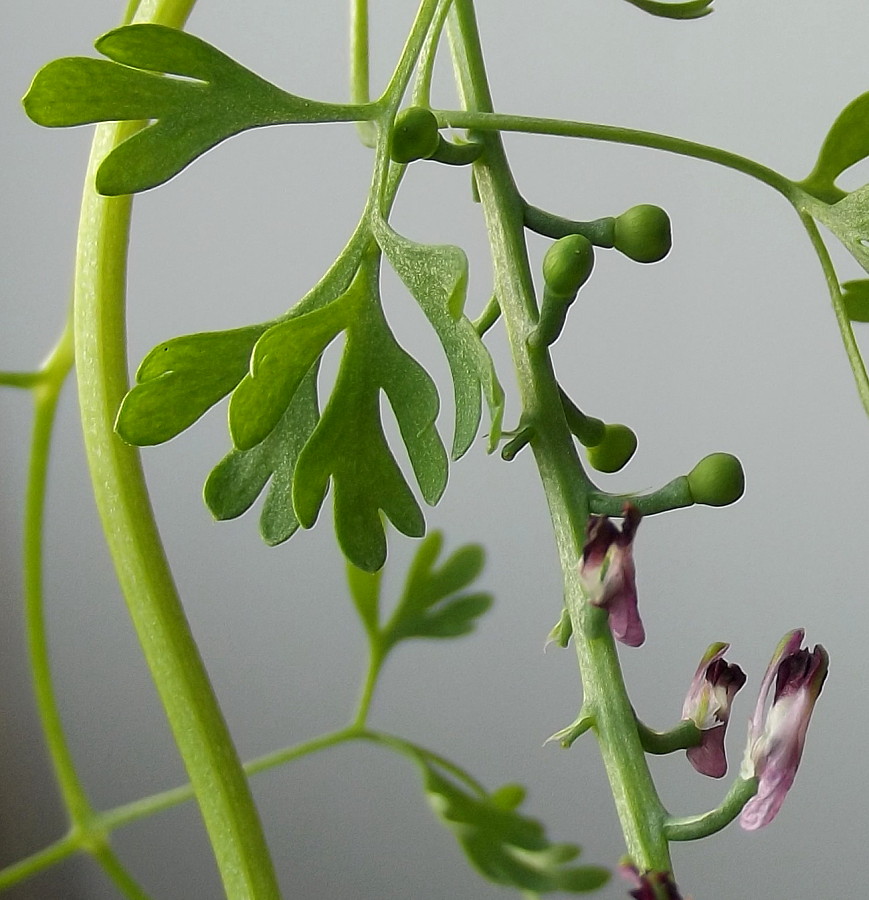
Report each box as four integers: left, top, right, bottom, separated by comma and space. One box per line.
586, 423, 637, 473
687, 452, 745, 506
389, 107, 440, 164
542, 234, 595, 299
613, 204, 672, 263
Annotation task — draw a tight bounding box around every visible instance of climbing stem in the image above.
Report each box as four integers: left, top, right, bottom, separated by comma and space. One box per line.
72, 1, 281, 897
436, 109, 798, 200
447, 0, 671, 871
21, 314, 88, 824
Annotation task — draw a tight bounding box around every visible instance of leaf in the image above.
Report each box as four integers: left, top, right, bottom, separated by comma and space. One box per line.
228, 295, 357, 451
800, 92, 869, 203
204, 370, 319, 546
813, 184, 869, 274
116, 324, 267, 445
423, 766, 609, 894
372, 219, 504, 457
842, 279, 869, 322
621, 0, 713, 19
24, 24, 360, 194
382, 531, 491, 649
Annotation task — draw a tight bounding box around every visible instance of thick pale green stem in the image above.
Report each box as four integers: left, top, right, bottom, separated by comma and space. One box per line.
73, 2, 280, 898
447, 0, 671, 871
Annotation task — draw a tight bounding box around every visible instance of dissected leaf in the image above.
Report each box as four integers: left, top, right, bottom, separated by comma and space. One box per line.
291, 292, 447, 572
814, 184, 869, 274
24, 24, 363, 194
229, 294, 358, 451
382, 531, 490, 648
800, 92, 869, 203
116, 324, 267, 445
842, 279, 869, 322
423, 766, 609, 894
622, 0, 713, 19
204, 370, 319, 545
373, 219, 504, 457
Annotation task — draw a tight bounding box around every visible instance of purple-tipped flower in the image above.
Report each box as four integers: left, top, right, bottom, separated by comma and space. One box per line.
681, 642, 746, 778
579, 504, 644, 647
739, 629, 828, 830
619, 863, 683, 899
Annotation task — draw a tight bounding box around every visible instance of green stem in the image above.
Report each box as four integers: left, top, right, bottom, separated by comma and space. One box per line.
447, 0, 671, 871
350, 0, 376, 147
664, 777, 758, 841
798, 212, 869, 417
411, 0, 454, 108
0, 371, 43, 389
72, 1, 280, 897
21, 314, 89, 825
637, 719, 702, 755
0, 834, 78, 890
350, 647, 384, 728
436, 109, 798, 199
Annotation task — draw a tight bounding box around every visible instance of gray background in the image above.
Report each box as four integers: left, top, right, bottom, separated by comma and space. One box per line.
1, 1, 866, 897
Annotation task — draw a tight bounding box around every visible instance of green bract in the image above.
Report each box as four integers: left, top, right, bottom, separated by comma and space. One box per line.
687, 453, 745, 507
613, 205, 672, 264
23, 24, 370, 194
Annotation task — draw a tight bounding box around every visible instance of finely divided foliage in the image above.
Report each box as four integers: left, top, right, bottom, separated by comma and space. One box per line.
7, 0, 866, 895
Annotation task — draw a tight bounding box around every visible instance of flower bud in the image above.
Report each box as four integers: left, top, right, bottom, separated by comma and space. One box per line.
586, 423, 637, 473
687, 452, 745, 506
389, 107, 440, 163
542, 234, 595, 299
614, 204, 672, 263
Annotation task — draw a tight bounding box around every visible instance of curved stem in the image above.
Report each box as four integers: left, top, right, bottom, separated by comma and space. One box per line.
436, 109, 798, 200
411, 0, 454, 108
21, 314, 89, 824
637, 719, 702, 755
72, 1, 280, 897
664, 777, 758, 841
798, 212, 869, 417
447, 0, 671, 871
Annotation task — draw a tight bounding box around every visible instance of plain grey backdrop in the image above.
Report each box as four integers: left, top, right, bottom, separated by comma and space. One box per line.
2, 2, 866, 897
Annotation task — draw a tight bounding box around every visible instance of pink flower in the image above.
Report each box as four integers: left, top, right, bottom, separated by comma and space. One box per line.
579, 504, 644, 647
619, 863, 683, 899
739, 629, 828, 830
681, 642, 746, 778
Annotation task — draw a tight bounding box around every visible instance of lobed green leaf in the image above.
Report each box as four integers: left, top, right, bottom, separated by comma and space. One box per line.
373, 219, 504, 457
204, 371, 319, 546
24, 24, 365, 194
842, 279, 869, 322
814, 184, 869, 274
382, 532, 491, 648
423, 766, 609, 894
229, 296, 357, 452
800, 91, 869, 203
621, 0, 713, 19
116, 324, 267, 446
